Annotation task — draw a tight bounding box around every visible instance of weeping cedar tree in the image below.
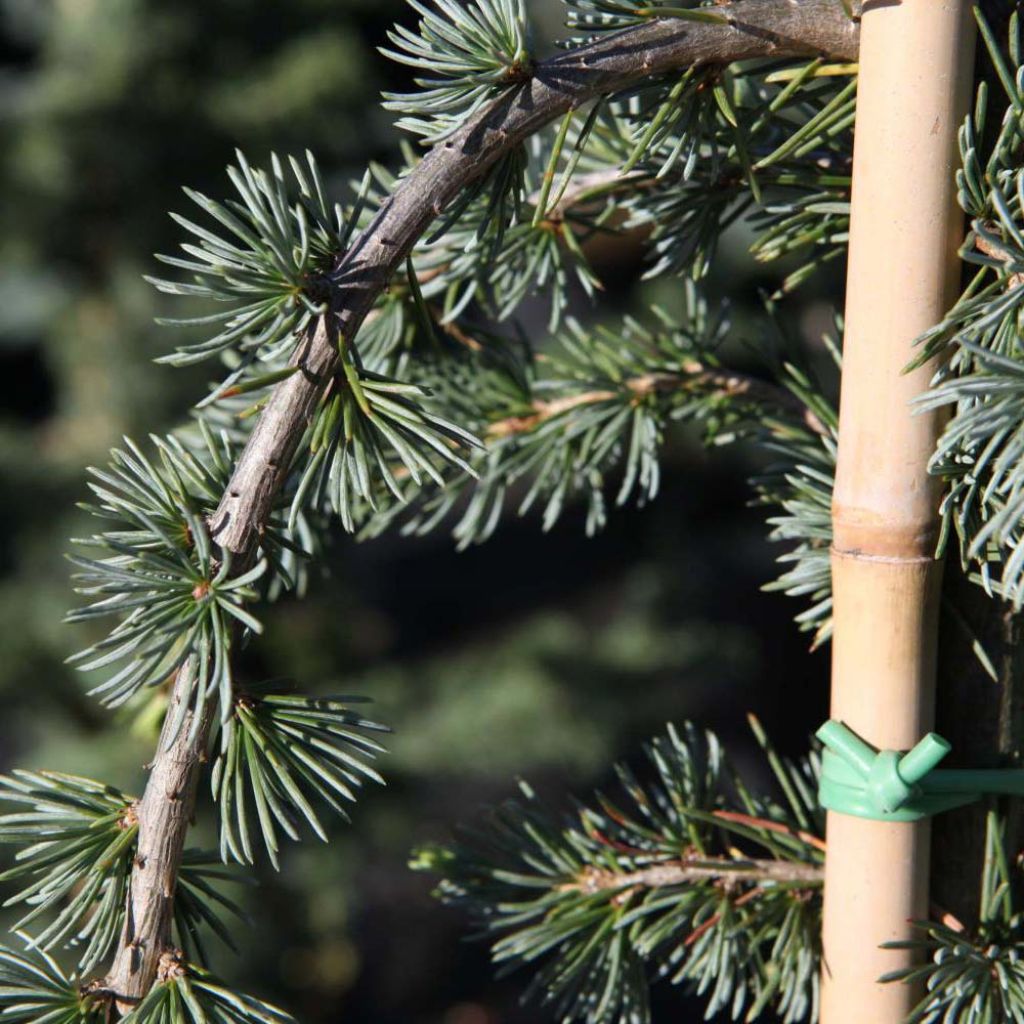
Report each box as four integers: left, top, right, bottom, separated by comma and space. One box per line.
5, 0, 1024, 1021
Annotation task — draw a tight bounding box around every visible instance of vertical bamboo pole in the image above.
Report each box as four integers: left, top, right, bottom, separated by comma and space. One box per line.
819, 3, 975, 1022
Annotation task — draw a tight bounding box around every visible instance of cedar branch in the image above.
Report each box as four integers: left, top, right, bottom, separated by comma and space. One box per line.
102, 0, 859, 1010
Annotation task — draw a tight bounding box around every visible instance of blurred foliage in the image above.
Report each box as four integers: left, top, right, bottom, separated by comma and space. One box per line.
0, 1, 836, 1021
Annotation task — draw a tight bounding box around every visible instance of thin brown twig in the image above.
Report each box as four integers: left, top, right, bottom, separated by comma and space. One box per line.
486, 365, 828, 440
561, 855, 822, 897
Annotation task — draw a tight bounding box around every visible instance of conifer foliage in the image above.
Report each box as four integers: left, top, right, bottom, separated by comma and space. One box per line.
413, 720, 824, 1023
6, 0, 1024, 1021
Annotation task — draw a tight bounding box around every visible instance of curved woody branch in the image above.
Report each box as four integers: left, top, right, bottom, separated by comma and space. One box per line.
103, 0, 860, 1010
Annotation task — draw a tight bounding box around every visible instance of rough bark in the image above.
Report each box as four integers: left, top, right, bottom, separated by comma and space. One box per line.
105, 666, 208, 1011
101, 0, 860, 1010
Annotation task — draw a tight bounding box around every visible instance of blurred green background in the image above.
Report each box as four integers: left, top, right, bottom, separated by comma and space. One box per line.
0, 2, 835, 1020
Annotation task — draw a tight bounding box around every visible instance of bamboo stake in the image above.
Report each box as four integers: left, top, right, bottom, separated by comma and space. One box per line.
820, 3, 975, 1022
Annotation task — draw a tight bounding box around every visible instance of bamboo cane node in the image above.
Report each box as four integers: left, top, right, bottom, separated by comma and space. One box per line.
830, 514, 942, 560
829, 544, 937, 566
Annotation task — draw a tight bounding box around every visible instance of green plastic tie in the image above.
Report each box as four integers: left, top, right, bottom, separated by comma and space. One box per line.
816, 720, 1024, 822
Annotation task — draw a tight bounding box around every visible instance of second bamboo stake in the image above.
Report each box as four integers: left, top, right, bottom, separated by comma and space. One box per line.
820, 2, 975, 1022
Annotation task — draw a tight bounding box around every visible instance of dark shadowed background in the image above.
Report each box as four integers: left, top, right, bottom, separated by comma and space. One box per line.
0, 2, 837, 1020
